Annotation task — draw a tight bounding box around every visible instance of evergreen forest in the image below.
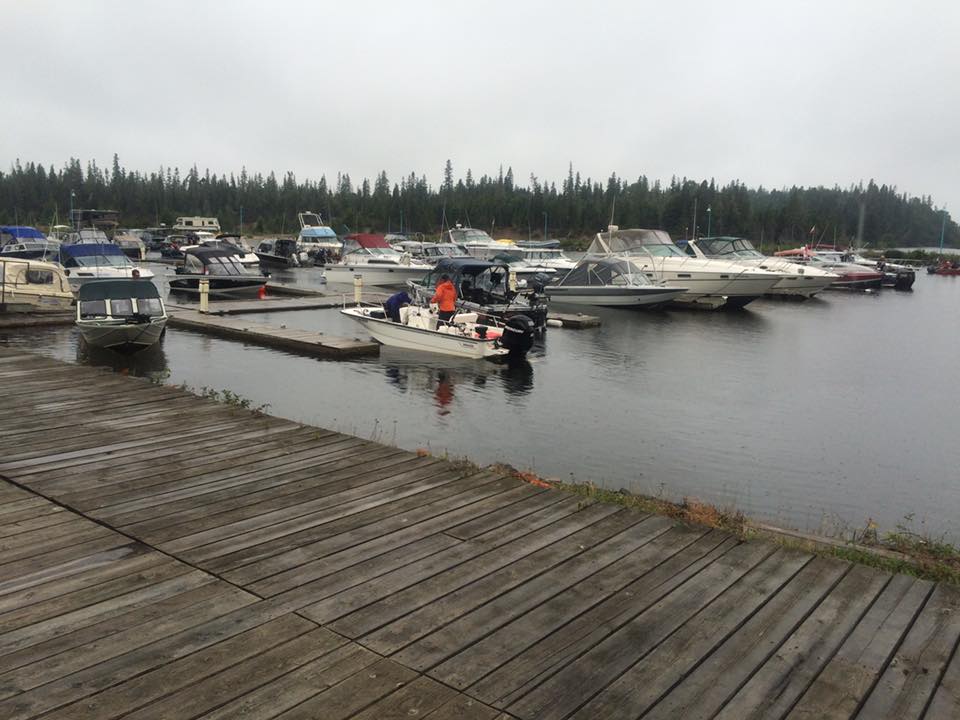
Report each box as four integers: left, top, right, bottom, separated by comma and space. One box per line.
0, 156, 955, 249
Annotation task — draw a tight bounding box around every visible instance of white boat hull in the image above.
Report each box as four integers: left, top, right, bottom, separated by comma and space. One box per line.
630, 259, 781, 307
77, 318, 167, 350
342, 308, 507, 359
545, 286, 686, 307
323, 264, 430, 287
0, 292, 74, 313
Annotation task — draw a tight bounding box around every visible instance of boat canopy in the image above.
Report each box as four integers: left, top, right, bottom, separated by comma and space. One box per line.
694, 237, 764, 258
343, 234, 390, 250
77, 279, 161, 301
556, 256, 655, 287
61, 243, 125, 258
0, 226, 46, 241
587, 229, 686, 257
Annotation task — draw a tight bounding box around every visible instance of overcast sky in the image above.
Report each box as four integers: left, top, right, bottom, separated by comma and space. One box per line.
5, 0, 959, 210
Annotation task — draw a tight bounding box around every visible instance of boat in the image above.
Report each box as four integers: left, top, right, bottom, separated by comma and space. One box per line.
321, 234, 431, 286
407, 257, 549, 329
341, 303, 535, 360
546, 256, 688, 308
188, 234, 260, 269
927, 259, 960, 276
773, 248, 884, 290
449, 227, 520, 260
75, 279, 168, 351
421, 242, 472, 264
113, 230, 147, 261
169, 247, 268, 297
683, 236, 837, 298
255, 237, 303, 268
846, 253, 915, 290
296, 212, 340, 261
0, 258, 74, 313
587, 228, 783, 309
0, 226, 60, 260
59, 243, 155, 291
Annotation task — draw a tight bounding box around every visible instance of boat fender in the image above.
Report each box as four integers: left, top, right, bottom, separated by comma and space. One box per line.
546, 318, 563, 328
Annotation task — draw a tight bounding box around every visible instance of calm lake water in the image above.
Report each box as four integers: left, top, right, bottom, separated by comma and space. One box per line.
5, 264, 960, 542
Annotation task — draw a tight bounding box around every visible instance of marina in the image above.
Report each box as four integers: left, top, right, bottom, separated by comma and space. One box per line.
0, 345, 958, 719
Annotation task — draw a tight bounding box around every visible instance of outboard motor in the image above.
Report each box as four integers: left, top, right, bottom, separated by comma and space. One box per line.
499, 314, 535, 357
529, 272, 551, 294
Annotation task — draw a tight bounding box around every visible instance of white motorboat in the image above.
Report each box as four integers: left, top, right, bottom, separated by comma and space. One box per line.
59, 242, 155, 291
0, 258, 74, 313
341, 303, 535, 360
587, 227, 783, 309
322, 234, 430, 286
296, 211, 340, 260
255, 237, 303, 268
76, 279, 167, 351
449, 227, 521, 260
420, 242, 472, 264
683, 236, 837, 298
169, 247, 268, 297
546, 256, 688, 308
0, 226, 60, 260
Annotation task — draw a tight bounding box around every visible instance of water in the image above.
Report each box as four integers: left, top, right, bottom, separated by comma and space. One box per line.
5, 265, 960, 542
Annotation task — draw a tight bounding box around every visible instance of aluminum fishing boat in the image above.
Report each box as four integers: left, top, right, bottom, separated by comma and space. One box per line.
75, 279, 167, 351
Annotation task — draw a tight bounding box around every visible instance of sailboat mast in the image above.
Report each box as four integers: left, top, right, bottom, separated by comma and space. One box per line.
939, 210, 947, 253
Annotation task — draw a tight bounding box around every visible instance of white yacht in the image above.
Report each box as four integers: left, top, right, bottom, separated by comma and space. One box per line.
58, 241, 155, 291
0, 226, 60, 260
296, 211, 340, 259
448, 227, 519, 259
683, 236, 837, 298
321, 234, 430, 287
588, 227, 782, 309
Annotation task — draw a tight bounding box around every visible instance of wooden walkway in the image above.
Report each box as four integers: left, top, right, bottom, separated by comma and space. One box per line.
167, 309, 380, 358
0, 347, 958, 719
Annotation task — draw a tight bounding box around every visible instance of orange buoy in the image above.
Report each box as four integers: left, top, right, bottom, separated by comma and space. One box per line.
257, 285, 267, 299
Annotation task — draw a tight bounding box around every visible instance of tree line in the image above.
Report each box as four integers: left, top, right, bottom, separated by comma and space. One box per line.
0, 155, 955, 249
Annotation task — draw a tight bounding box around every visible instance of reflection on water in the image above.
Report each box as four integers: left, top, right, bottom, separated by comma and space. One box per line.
75, 338, 170, 380
4, 273, 960, 542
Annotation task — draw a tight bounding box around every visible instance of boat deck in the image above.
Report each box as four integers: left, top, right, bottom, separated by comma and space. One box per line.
0, 346, 958, 720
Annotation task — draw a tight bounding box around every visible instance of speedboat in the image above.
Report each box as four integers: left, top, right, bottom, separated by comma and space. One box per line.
588, 228, 782, 309
0, 226, 60, 260
189, 234, 261, 269
0, 258, 74, 312
169, 247, 268, 297
75, 279, 167, 351
407, 257, 549, 329
684, 236, 837, 298
774, 248, 884, 290
341, 303, 535, 360
59, 242, 155, 291
321, 234, 431, 286
256, 237, 304, 268
449, 227, 520, 260
546, 256, 687, 308
928, 259, 960, 276
296, 212, 340, 261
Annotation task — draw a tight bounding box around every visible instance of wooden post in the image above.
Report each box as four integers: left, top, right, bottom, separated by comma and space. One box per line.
199, 278, 209, 313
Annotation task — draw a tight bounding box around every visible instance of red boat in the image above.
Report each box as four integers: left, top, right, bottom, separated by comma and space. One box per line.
927, 260, 960, 276
774, 247, 884, 289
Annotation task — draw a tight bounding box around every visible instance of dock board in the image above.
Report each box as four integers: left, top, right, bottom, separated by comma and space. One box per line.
0, 345, 957, 719
167, 308, 379, 357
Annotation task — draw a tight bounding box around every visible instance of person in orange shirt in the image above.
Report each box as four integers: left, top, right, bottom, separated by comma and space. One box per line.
430, 274, 458, 323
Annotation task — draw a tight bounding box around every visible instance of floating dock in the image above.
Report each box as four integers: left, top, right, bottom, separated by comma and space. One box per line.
167, 309, 379, 357
547, 312, 602, 328
0, 346, 957, 720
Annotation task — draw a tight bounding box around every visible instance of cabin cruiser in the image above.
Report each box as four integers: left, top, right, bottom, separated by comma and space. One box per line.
75, 279, 167, 351
774, 248, 884, 290
546, 256, 688, 308
169, 247, 268, 297
255, 238, 304, 268
0, 226, 60, 260
408, 257, 549, 329
59, 243, 155, 291
587, 228, 782, 309
0, 258, 73, 312
341, 303, 534, 360
449, 227, 519, 260
321, 234, 430, 286
296, 212, 340, 261
193, 234, 261, 269
113, 230, 147, 261
684, 236, 837, 298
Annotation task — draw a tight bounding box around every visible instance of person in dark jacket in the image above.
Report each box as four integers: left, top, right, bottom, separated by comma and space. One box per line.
383, 290, 411, 322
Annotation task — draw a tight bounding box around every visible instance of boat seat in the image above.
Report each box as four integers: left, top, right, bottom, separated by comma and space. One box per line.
403, 308, 438, 331
453, 312, 478, 324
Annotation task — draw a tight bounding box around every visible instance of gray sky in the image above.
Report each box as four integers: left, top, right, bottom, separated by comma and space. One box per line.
5, 0, 959, 210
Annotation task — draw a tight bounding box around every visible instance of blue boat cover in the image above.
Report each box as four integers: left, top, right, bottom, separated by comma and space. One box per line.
60, 243, 124, 257
0, 226, 46, 240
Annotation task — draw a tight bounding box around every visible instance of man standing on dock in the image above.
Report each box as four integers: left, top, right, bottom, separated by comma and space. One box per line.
431, 274, 457, 323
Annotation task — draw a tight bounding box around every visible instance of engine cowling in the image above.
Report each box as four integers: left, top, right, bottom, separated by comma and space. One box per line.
499, 314, 535, 356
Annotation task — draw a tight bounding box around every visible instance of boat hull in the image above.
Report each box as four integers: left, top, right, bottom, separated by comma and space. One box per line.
77, 318, 167, 351
545, 285, 686, 308
342, 308, 506, 359
630, 260, 781, 307
0, 293, 74, 313
324, 264, 430, 287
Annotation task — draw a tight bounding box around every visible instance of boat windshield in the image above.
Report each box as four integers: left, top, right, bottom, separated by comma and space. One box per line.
559, 258, 652, 287
699, 238, 764, 258
449, 228, 495, 245
206, 256, 248, 276
351, 247, 402, 257
71, 255, 133, 268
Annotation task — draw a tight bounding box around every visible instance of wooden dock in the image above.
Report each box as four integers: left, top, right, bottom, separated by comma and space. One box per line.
0, 346, 958, 720
167, 309, 379, 358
